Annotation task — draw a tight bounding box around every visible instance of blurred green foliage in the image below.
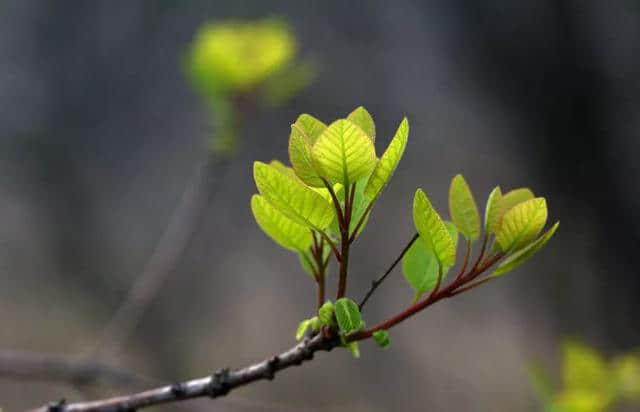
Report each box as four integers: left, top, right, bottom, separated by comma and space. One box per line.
530, 341, 640, 412
185, 18, 313, 154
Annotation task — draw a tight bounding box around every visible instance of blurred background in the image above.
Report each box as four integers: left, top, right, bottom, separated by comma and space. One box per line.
1, 1, 639, 411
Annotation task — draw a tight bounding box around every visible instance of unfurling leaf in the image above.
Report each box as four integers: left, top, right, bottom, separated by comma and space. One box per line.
372, 330, 390, 348
289, 114, 326, 187
251, 195, 312, 252
484, 186, 503, 233
491, 188, 534, 234
311, 119, 377, 187
364, 117, 409, 202
413, 189, 456, 267
346, 341, 360, 358
318, 301, 335, 326
449, 174, 481, 241
403, 222, 458, 300
253, 161, 334, 230
492, 221, 559, 277
496, 197, 548, 252
347, 106, 375, 142
334, 298, 364, 334
295, 319, 312, 340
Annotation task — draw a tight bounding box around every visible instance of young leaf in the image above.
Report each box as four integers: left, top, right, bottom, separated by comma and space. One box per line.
318, 301, 335, 326
346, 341, 360, 358
496, 197, 548, 252
448, 174, 481, 241
334, 298, 364, 334
491, 188, 534, 234
412, 189, 456, 268
251, 195, 313, 252
363, 117, 409, 202
253, 161, 334, 230
403, 222, 458, 300
491, 221, 558, 277
484, 186, 503, 233
346, 106, 375, 142
372, 330, 390, 348
311, 119, 377, 187
348, 179, 372, 239
289, 115, 326, 187
296, 319, 312, 340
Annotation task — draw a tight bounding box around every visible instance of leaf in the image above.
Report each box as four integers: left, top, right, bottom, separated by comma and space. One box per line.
289, 115, 326, 187
251, 195, 313, 252
403, 222, 458, 299
296, 319, 312, 340
364, 117, 409, 202
334, 298, 364, 334
496, 197, 548, 252
347, 106, 375, 142
492, 222, 559, 277
346, 341, 360, 358
563, 341, 611, 392
484, 186, 503, 233
491, 188, 535, 234
372, 330, 390, 348
448, 174, 481, 241
253, 161, 334, 230
412, 189, 456, 267
318, 301, 335, 326
311, 119, 377, 187
298, 250, 317, 279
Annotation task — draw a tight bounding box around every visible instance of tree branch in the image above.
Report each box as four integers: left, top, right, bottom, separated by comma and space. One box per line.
31, 333, 339, 412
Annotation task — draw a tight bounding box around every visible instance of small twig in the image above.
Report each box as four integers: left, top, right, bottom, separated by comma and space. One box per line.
348, 201, 374, 244
336, 184, 355, 299
358, 233, 419, 311
453, 239, 473, 283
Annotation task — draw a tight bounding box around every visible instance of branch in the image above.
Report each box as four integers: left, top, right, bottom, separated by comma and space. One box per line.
91, 155, 227, 358
32, 333, 339, 412
0, 350, 153, 388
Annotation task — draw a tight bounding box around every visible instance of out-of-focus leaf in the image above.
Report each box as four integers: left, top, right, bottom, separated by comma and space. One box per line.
563, 341, 611, 393
449, 174, 481, 241
364, 117, 409, 202
311, 119, 377, 187
346, 106, 375, 142
346, 341, 360, 358
251, 195, 312, 252
496, 197, 548, 252
263, 60, 315, 107
491, 222, 558, 277
253, 161, 334, 230
372, 330, 390, 348
412, 189, 456, 267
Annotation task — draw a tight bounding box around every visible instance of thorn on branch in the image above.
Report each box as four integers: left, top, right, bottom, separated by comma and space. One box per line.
207, 368, 231, 398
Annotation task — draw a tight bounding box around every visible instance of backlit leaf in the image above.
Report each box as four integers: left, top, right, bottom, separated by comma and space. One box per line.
492, 222, 559, 277
346, 106, 375, 142
251, 195, 312, 252
289, 114, 327, 187
484, 186, 503, 233
364, 117, 409, 202
253, 161, 334, 230
496, 197, 548, 252
492, 188, 534, 234
334, 298, 363, 334
449, 174, 481, 241
311, 119, 377, 187
412, 189, 456, 267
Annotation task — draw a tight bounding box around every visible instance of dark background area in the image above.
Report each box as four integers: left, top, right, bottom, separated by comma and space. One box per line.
1, 1, 638, 410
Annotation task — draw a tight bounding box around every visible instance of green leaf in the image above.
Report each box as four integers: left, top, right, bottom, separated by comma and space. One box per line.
334, 298, 364, 334
346, 341, 360, 358
349, 179, 372, 239
253, 161, 334, 230
492, 222, 559, 277
298, 250, 317, 279
372, 330, 390, 348
296, 319, 312, 340
496, 197, 548, 252
346, 106, 375, 142
318, 301, 335, 326
289, 115, 327, 187
403, 222, 458, 300
364, 117, 409, 202
448, 174, 481, 241
311, 119, 377, 187
412, 189, 456, 267
491, 188, 535, 234
251, 195, 313, 252
484, 186, 503, 233
563, 341, 611, 392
